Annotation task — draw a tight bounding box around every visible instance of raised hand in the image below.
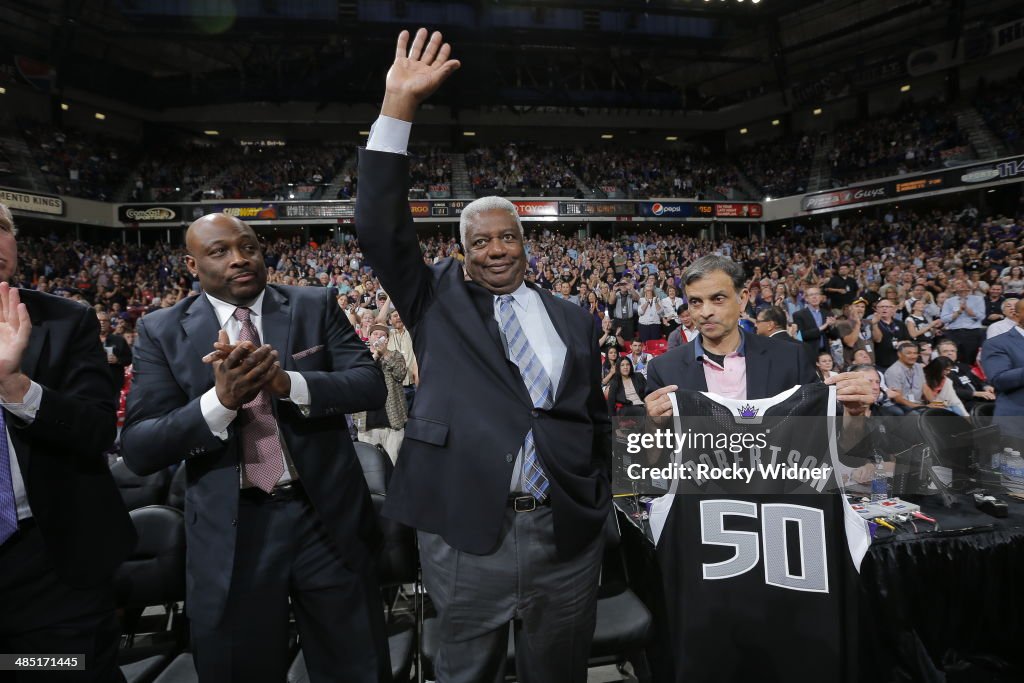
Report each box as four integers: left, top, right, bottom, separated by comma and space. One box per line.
382, 28, 461, 121
0, 283, 31, 381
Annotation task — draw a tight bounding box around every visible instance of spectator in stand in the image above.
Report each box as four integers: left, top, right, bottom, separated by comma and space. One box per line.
96, 310, 132, 397
1000, 265, 1024, 296
606, 357, 646, 416
884, 342, 927, 415
922, 356, 969, 417
793, 286, 836, 360
987, 298, 1020, 339
871, 299, 908, 370
755, 306, 796, 342
608, 279, 639, 342
354, 325, 408, 464
601, 346, 620, 389
637, 283, 663, 342
823, 263, 858, 312
905, 298, 941, 343
814, 350, 838, 382
983, 283, 1007, 328
940, 279, 985, 364
936, 339, 995, 411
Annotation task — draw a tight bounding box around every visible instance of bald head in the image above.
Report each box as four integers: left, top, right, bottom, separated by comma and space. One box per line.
184, 213, 267, 305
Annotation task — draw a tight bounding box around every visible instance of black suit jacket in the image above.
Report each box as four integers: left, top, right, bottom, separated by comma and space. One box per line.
646, 330, 818, 399
793, 307, 832, 360
769, 331, 798, 343
9, 290, 135, 587
122, 286, 386, 625
355, 148, 611, 558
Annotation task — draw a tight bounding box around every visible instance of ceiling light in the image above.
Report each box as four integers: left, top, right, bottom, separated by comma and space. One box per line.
900, 84, 911, 92
771, 119, 780, 126
94, 112, 106, 120
204, 130, 220, 136
739, 128, 748, 134
358, 130, 370, 136
61, 103, 69, 111
0, 87, 6, 95
463, 131, 476, 136
601, 134, 614, 139
813, 108, 822, 115
665, 136, 678, 141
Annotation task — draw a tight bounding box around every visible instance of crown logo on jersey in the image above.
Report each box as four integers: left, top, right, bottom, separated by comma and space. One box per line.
732, 402, 765, 425
737, 404, 759, 418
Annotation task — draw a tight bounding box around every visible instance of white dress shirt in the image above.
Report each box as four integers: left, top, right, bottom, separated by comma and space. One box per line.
199, 290, 310, 487
3, 381, 43, 520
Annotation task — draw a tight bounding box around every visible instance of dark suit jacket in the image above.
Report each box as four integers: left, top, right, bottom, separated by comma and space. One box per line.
9, 290, 135, 587
646, 330, 818, 399
793, 307, 831, 360
769, 331, 797, 343
980, 329, 1024, 425
122, 285, 386, 625
355, 148, 611, 558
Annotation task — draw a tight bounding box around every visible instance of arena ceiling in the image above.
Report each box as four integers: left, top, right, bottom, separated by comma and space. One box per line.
0, 0, 1020, 115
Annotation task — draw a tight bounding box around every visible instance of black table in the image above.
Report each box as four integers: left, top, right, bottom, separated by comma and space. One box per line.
615, 493, 1024, 683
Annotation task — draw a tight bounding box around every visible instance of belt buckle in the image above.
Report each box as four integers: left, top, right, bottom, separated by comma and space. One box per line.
513, 495, 536, 512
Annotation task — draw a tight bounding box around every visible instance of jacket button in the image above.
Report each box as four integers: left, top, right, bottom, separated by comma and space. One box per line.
235, 465, 241, 473
505, 453, 514, 463
531, 409, 539, 418
232, 519, 238, 527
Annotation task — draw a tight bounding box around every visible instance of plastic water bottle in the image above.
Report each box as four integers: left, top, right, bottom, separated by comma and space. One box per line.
870, 456, 889, 502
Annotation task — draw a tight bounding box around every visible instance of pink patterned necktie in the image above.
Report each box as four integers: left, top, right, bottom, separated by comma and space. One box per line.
234, 307, 284, 493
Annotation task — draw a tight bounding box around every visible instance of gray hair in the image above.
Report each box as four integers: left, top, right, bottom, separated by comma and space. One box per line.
683, 255, 746, 293
459, 196, 524, 248
1003, 298, 1019, 315
0, 203, 14, 235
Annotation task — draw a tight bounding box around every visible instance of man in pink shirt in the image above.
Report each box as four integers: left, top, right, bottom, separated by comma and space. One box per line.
645, 255, 873, 411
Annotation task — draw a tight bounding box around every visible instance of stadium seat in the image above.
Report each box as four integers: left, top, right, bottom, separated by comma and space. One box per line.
115, 505, 187, 683
111, 458, 172, 511
644, 339, 668, 356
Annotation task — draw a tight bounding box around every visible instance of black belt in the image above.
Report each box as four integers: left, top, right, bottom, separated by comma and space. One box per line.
508, 494, 550, 512
240, 480, 305, 502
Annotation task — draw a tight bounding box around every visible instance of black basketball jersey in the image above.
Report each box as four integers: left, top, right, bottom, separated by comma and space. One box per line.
650, 384, 870, 683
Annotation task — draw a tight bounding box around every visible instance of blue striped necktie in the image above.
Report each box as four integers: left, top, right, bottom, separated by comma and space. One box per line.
0, 410, 18, 545
498, 295, 551, 501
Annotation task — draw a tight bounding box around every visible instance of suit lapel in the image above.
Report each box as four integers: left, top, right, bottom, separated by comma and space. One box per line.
182, 295, 221, 388
682, 346, 709, 393
20, 324, 46, 380
260, 287, 292, 369
744, 332, 772, 399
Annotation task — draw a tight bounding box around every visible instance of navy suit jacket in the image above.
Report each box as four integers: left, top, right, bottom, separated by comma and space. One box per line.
355, 148, 611, 558
122, 285, 385, 625
646, 330, 818, 399
981, 328, 1024, 431
9, 290, 135, 588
